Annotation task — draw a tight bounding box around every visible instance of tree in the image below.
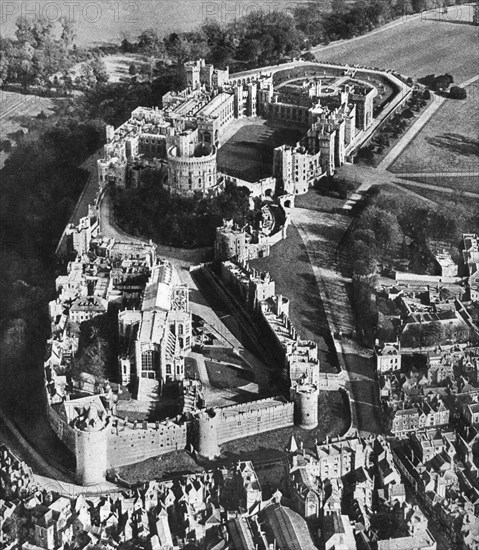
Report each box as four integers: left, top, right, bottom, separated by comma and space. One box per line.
70, 326, 110, 381
354, 257, 379, 276
15, 17, 54, 48
433, 74, 452, 91
201, 21, 236, 67
359, 206, 402, 255
59, 17, 77, 48
128, 63, 137, 76
2, 140, 12, 153
449, 86, 467, 99
137, 28, 162, 54
79, 57, 109, 90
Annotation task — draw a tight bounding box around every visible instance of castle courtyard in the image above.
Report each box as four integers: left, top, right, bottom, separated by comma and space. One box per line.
216, 118, 304, 182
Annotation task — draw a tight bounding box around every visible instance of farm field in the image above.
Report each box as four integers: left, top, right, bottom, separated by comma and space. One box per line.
315, 5, 479, 84
0, 91, 56, 168
389, 84, 479, 173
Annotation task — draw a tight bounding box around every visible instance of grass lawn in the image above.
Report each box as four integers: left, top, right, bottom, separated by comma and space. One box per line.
390, 87, 479, 173
315, 6, 479, 84
115, 450, 203, 483
205, 361, 254, 389
217, 120, 303, 182
103, 54, 153, 83
202, 347, 246, 367
250, 222, 340, 373
220, 389, 350, 455
403, 176, 479, 195
396, 182, 479, 205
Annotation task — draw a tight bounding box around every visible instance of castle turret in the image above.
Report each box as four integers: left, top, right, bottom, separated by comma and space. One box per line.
106, 124, 114, 142
75, 429, 108, 486
291, 384, 319, 430
72, 404, 108, 486
196, 408, 219, 459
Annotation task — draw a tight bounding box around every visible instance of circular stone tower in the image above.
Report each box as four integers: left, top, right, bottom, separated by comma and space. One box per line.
292, 384, 319, 430
167, 142, 217, 197
73, 405, 108, 486
196, 408, 219, 459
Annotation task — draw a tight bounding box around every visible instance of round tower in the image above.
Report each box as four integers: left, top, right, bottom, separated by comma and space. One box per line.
167, 142, 217, 197
196, 408, 219, 459
72, 404, 108, 486
75, 429, 108, 486
292, 384, 319, 430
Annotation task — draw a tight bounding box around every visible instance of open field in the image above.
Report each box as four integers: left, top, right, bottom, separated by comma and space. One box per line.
0, 91, 56, 168
389, 85, 479, 173
315, 6, 479, 84
102, 54, 153, 83
217, 119, 303, 182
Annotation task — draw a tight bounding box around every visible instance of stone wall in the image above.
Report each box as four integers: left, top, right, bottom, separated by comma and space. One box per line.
47, 405, 77, 454
47, 402, 187, 474
216, 397, 294, 445
106, 420, 187, 468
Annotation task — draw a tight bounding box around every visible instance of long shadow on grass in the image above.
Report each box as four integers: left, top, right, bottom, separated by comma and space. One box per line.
426, 133, 479, 158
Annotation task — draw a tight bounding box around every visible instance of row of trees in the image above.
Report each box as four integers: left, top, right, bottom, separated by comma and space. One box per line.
117, 0, 467, 71
121, 11, 305, 69
359, 88, 431, 162
401, 319, 471, 348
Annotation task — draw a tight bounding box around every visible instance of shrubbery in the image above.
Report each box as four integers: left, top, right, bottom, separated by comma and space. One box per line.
450, 86, 467, 99
113, 179, 259, 248
316, 176, 355, 199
